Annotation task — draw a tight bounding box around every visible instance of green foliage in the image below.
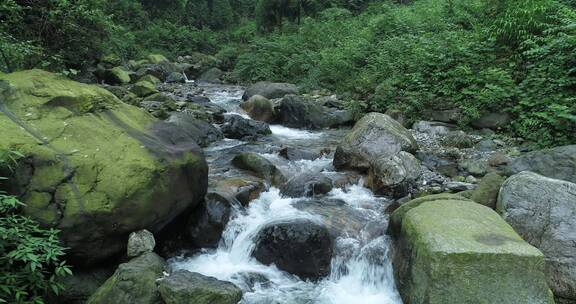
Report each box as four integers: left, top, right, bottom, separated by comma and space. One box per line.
0, 150, 71, 304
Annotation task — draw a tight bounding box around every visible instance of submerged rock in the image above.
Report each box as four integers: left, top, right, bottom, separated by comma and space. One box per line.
242, 81, 299, 100
507, 145, 576, 183
0, 70, 208, 265
389, 194, 554, 304
280, 172, 333, 197
498, 172, 576, 302
221, 114, 271, 140
252, 219, 333, 280
158, 270, 242, 304
87, 252, 166, 304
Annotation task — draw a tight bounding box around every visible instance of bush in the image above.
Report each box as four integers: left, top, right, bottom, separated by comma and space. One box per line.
0, 150, 71, 304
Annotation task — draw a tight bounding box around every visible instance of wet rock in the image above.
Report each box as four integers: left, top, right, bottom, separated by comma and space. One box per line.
184, 103, 226, 123
416, 152, 458, 178
252, 219, 333, 280
158, 270, 242, 304
412, 121, 454, 136
507, 145, 576, 183
187, 192, 234, 248
131, 80, 158, 97
488, 152, 511, 168
423, 108, 462, 123
441, 131, 474, 148
471, 112, 511, 130
242, 82, 299, 100
276, 95, 354, 129
0, 70, 208, 265
280, 172, 333, 197
198, 67, 223, 83
186, 95, 211, 104
389, 194, 554, 304
212, 178, 265, 206
294, 199, 370, 238
127, 230, 155, 258
279, 147, 321, 161
459, 159, 489, 177
165, 112, 223, 147
334, 112, 418, 171
445, 181, 476, 192
147, 54, 169, 64
498, 172, 576, 301
165, 72, 186, 84
87, 253, 166, 304
135, 62, 179, 82
232, 152, 286, 186
240, 95, 276, 123
367, 151, 421, 198
476, 139, 499, 152
470, 173, 505, 209
221, 114, 271, 140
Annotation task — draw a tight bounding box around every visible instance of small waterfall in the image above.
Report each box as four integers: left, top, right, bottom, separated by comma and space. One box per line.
169, 83, 401, 304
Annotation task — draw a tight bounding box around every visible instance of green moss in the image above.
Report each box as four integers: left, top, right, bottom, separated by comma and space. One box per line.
131, 81, 158, 97
110, 67, 131, 84
470, 173, 506, 209
22, 191, 59, 226
397, 198, 554, 304
138, 75, 161, 85
146, 54, 169, 64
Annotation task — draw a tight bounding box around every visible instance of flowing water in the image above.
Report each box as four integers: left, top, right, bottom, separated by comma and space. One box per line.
169, 83, 402, 304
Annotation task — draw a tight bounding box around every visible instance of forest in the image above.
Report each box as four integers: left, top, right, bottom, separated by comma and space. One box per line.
1, 1, 576, 304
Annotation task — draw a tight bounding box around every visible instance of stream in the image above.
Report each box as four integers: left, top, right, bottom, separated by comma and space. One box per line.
168, 83, 402, 304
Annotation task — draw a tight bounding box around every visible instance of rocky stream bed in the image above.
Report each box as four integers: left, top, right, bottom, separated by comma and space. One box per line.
0, 59, 575, 304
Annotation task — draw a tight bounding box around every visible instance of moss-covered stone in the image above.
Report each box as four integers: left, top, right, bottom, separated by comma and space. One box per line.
158, 270, 242, 304
147, 54, 169, 64
390, 195, 554, 304
131, 81, 158, 97
0, 70, 208, 264
138, 75, 161, 85
470, 172, 505, 209
87, 252, 165, 304
110, 67, 131, 84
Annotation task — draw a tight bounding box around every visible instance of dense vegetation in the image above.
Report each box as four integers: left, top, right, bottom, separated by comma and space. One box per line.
1, 0, 575, 144
0, 150, 71, 304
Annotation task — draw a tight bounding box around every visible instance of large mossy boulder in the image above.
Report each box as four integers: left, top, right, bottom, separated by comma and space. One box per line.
158, 270, 242, 304
0, 70, 208, 265
389, 193, 554, 304
507, 145, 576, 183
87, 252, 166, 304
242, 81, 299, 100
498, 172, 576, 302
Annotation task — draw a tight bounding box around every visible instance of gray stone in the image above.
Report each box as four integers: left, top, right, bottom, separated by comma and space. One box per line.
507, 145, 576, 183
280, 172, 333, 197
221, 114, 271, 140
276, 95, 354, 129
367, 151, 421, 197
242, 82, 299, 100
412, 121, 454, 136
471, 112, 511, 129
158, 270, 242, 304
498, 172, 576, 301
127, 229, 155, 258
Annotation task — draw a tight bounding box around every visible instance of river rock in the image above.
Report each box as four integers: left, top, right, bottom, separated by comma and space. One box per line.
470, 172, 505, 209
127, 229, 155, 258
198, 67, 223, 83
441, 130, 474, 148
232, 152, 286, 186
276, 95, 354, 129
252, 219, 333, 280
0, 70, 208, 264
412, 121, 454, 136
389, 193, 554, 304
135, 62, 179, 82
221, 114, 271, 140
165, 112, 223, 147
212, 178, 265, 206
184, 102, 226, 123
131, 80, 158, 97
242, 82, 299, 100
280, 172, 333, 197
158, 270, 242, 304
147, 54, 169, 64
366, 151, 421, 197
497, 172, 576, 301
165, 72, 186, 84
507, 145, 576, 183
187, 192, 234, 248
95, 67, 132, 85
279, 147, 321, 161
240, 95, 276, 122
333, 112, 418, 171
471, 112, 511, 129
87, 252, 166, 304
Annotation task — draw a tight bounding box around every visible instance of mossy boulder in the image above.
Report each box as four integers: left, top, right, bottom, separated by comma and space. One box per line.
131, 81, 159, 97
0, 70, 208, 265
87, 252, 166, 304
138, 75, 161, 85
470, 172, 505, 209
146, 54, 169, 64
158, 270, 242, 304
96, 67, 132, 85
390, 194, 554, 304
240, 95, 276, 123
